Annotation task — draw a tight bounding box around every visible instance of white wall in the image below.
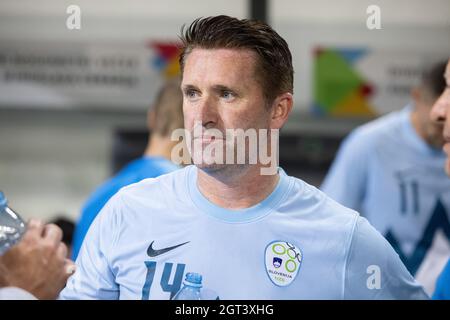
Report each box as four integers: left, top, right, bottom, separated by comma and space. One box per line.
271, 0, 450, 25
0, 0, 248, 41
271, 0, 450, 111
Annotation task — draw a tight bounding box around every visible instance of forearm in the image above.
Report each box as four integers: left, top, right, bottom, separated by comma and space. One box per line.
0, 261, 10, 287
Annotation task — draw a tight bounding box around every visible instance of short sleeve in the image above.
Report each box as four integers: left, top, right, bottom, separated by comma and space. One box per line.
59, 193, 123, 300
344, 217, 429, 300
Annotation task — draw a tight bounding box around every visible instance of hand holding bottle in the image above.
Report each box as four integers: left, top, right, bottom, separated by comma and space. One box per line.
0, 219, 75, 299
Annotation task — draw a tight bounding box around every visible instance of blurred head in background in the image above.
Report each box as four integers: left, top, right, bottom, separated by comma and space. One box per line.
430, 59, 450, 174
144, 77, 186, 162
411, 60, 447, 149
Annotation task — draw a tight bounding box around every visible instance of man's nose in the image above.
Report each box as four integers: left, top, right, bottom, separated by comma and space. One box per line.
443, 101, 450, 141
430, 95, 447, 124
197, 95, 218, 129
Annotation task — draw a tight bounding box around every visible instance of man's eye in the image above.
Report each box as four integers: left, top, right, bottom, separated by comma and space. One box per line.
221, 91, 235, 100
185, 90, 199, 99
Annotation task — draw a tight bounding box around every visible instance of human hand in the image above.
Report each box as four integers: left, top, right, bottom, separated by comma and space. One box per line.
0, 219, 75, 299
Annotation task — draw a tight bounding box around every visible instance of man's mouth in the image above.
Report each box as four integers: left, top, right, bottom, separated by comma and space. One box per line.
194, 134, 223, 141
194, 136, 223, 143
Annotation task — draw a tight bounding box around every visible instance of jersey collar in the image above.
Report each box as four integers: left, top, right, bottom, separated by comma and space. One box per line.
186, 165, 292, 223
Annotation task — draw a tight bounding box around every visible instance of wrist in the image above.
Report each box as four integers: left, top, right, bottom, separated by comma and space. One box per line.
0, 261, 11, 287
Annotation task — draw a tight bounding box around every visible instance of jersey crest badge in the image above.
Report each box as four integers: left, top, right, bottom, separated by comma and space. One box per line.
265, 240, 302, 287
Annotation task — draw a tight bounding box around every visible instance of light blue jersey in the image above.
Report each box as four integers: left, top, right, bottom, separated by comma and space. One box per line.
321, 106, 450, 294
60, 166, 427, 299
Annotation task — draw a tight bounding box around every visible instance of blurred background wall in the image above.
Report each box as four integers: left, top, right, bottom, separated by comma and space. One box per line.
0, 0, 449, 222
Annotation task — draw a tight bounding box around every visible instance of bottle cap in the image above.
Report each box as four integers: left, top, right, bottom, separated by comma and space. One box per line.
184, 272, 203, 288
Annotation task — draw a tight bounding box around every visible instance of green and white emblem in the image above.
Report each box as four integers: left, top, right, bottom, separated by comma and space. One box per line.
265, 240, 302, 287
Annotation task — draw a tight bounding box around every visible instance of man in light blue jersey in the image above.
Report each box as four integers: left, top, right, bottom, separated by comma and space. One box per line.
321, 61, 450, 295
430, 59, 450, 299
60, 15, 428, 300
71, 80, 183, 260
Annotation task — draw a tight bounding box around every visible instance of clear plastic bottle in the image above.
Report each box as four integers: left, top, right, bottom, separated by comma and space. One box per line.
172, 272, 203, 300
0, 191, 26, 255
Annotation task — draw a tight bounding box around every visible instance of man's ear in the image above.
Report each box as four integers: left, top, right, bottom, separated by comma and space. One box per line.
147, 108, 156, 130
270, 92, 293, 129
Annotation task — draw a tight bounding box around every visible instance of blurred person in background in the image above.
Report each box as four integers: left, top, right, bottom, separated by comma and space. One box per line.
429, 58, 450, 299
71, 79, 184, 260
0, 220, 74, 299
321, 60, 450, 295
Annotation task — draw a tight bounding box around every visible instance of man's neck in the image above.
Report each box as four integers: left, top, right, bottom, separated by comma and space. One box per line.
196, 165, 280, 210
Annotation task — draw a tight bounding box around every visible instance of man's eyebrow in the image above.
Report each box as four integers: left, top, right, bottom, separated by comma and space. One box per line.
211, 84, 239, 93
181, 84, 199, 91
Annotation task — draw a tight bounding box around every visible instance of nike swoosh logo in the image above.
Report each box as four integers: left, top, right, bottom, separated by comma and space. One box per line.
147, 240, 190, 257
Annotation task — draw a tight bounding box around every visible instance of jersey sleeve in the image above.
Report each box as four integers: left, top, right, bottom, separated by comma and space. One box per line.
72, 191, 111, 261
59, 193, 123, 300
321, 130, 369, 212
344, 217, 429, 300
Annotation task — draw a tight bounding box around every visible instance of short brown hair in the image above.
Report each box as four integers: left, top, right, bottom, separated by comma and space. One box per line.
421, 60, 447, 99
179, 15, 294, 103
152, 78, 184, 136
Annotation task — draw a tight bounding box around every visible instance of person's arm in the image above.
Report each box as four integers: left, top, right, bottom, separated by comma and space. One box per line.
60, 193, 123, 300
344, 216, 429, 300
0, 262, 35, 299
321, 131, 369, 212
0, 220, 75, 300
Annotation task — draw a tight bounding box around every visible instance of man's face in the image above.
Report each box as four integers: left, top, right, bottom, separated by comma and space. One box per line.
414, 87, 445, 149
430, 60, 450, 174
181, 48, 273, 171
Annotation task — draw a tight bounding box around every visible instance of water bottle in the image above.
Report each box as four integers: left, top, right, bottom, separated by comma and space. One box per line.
0, 191, 26, 255
172, 272, 203, 300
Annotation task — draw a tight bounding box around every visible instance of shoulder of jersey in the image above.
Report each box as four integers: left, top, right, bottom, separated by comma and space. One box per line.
117, 166, 188, 197
352, 110, 403, 142
287, 176, 360, 221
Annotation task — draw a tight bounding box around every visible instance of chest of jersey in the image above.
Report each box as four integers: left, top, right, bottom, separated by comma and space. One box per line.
110, 214, 348, 300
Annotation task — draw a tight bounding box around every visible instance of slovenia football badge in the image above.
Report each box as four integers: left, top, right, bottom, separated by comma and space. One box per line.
265, 240, 302, 287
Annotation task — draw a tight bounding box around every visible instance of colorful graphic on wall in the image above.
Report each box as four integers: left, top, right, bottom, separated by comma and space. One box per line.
150, 42, 181, 79
313, 47, 376, 117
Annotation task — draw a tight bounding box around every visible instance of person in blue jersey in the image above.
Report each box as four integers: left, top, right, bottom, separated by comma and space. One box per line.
430, 59, 450, 300
321, 61, 450, 295
60, 16, 428, 300
71, 79, 184, 260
